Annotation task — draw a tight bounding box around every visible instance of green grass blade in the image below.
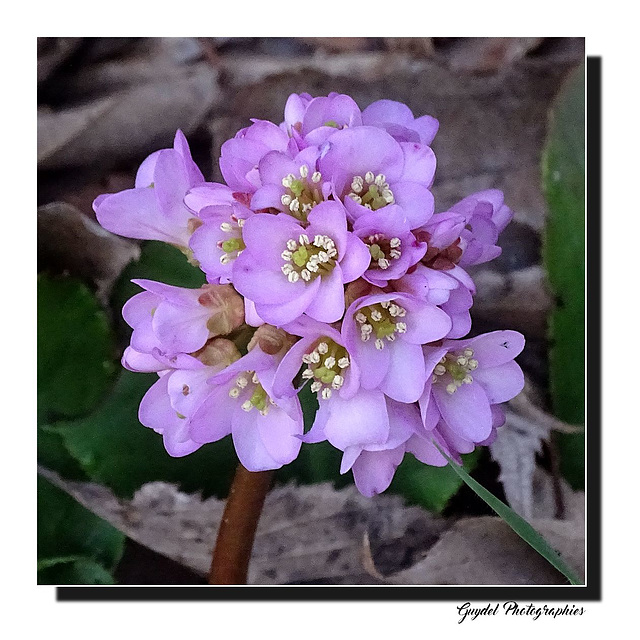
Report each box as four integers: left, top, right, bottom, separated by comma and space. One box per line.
435, 444, 584, 585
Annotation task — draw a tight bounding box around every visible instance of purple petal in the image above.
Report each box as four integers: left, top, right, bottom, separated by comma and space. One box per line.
323, 389, 389, 450
135, 150, 162, 188
464, 330, 525, 367
272, 336, 316, 399
339, 233, 371, 282
392, 181, 435, 229
413, 115, 439, 145
405, 432, 447, 466
152, 302, 210, 354
473, 360, 525, 404
352, 448, 404, 497
153, 149, 193, 224
402, 298, 452, 344
95, 188, 188, 245
253, 277, 321, 326
399, 142, 436, 185
184, 183, 236, 213
232, 252, 300, 305
304, 267, 345, 323
188, 383, 235, 444
256, 405, 303, 465
232, 410, 282, 471
380, 339, 426, 403
433, 382, 493, 442
307, 201, 348, 257
122, 347, 165, 373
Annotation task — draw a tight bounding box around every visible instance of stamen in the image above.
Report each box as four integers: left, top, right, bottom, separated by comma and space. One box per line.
321, 388, 332, 400
311, 171, 322, 183
299, 164, 309, 178
220, 222, 233, 232
229, 387, 240, 398
375, 339, 384, 350
317, 342, 329, 354
338, 357, 350, 369
324, 356, 336, 368
365, 171, 375, 183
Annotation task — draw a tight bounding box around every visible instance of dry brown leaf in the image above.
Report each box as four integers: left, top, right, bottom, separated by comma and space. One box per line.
306, 38, 374, 53
489, 380, 582, 519
37, 37, 84, 83
470, 265, 554, 339
384, 38, 435, 57
38, 63, 220, 171
436, 38, 545, 73
38, 470, 449, 585
388, 515, 584, 585
37, 202, 140, 302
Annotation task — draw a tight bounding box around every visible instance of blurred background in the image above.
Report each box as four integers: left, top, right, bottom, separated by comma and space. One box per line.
37, 37, 586, 585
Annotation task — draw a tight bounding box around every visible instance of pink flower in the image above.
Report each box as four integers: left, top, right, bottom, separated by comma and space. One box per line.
232, 202, 370, 325
419, 331, 525, 443
94, 131, 204, 248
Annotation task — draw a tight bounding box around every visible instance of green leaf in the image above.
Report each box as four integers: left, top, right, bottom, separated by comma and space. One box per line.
38, 274, 117, 478
55, 370, 238, 498
542, 62, 586, 489
436, 447, 583, 585
37, 426, 88, 480
37, 475, 124, 584
38, 273, 117, 421
38, 557, 116, 585
389, 449, 480, 513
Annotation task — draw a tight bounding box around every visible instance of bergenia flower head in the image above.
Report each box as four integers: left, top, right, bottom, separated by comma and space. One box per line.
94, 92, 526, 498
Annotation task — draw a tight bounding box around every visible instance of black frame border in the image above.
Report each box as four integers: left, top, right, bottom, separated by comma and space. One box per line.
57, 55, 601, 604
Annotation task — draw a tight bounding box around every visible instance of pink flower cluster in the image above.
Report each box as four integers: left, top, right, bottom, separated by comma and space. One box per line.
95, 93, 525, 497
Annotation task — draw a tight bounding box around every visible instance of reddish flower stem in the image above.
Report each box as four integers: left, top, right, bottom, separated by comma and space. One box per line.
208, 464, 274, 584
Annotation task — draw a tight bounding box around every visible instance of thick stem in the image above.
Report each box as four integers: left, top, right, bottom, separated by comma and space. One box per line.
208, 464, 274, 584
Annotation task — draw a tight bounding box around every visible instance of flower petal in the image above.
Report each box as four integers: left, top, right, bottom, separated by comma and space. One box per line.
433, 381, 493, 442
472, 360, 525, 404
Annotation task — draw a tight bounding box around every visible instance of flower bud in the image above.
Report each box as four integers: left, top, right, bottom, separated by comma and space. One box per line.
247, 325, 295, 356
195, 338, 242, 367
197, 284, 245, 336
